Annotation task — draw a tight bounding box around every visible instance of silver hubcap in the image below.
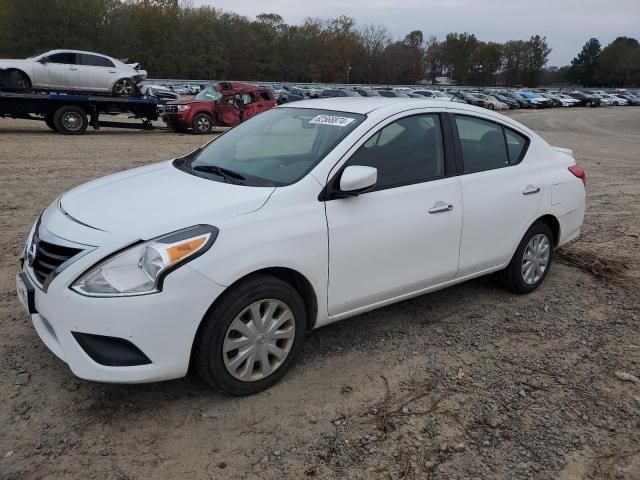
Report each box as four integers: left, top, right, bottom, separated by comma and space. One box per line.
521, 234, 550, 285
196, 117, 210, 131
62, 112, 82, 131
223, 299, 295, 382
115, 80, 132, 94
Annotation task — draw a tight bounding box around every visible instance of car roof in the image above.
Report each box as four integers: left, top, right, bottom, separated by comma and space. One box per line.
46, 49, 113, 58
278, 97, 479, 115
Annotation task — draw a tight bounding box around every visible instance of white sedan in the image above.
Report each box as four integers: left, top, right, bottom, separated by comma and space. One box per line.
0, 49, 147, 94
17, 99, 585, 395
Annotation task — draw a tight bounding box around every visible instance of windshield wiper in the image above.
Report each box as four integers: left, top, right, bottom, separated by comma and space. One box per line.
192, 165, 246, 184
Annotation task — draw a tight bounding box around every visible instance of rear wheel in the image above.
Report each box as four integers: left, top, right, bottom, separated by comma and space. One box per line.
53, 106, 88, 135
192, 113, 213, 134
8, 70, 31, 90
113, 78, 135, 96
498, 221, 554, 294
195, 274, 307, 395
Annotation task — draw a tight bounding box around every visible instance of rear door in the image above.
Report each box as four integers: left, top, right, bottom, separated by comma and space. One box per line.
452, 113, 542, 277
76, 53, 117, 91
326, 112, 463, 315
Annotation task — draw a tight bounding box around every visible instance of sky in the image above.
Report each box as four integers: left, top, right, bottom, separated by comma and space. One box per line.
192, 0, 640, 66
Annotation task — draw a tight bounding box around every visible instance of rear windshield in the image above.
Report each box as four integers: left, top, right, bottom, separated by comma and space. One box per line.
184, 108, 365, 186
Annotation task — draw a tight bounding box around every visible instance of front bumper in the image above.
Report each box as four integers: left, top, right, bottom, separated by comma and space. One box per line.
21, 211, 225, 383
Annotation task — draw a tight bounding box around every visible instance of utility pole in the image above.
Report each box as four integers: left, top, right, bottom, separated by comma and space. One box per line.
346, 64, 352, 85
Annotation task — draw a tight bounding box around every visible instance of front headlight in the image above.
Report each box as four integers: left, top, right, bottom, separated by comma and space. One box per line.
177, 105, 190, 112
72, 225, 218, 297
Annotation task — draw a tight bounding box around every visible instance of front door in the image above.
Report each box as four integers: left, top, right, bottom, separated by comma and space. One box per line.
326, 113, 463, 316
33, 52, 78, 89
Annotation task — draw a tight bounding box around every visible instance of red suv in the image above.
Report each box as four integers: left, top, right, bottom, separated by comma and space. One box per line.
162, 81, 277, 134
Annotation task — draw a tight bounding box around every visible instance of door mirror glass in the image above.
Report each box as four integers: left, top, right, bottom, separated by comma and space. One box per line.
38, 56, 49, 64
340, 166, 377, 193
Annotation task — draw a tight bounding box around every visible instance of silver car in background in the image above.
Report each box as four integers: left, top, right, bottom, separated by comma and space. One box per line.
0, 49, 147, 95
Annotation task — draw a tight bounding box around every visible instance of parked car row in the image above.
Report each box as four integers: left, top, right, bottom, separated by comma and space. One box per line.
256, 83, 640, 112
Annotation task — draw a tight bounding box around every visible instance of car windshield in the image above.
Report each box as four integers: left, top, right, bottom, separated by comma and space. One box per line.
185, 108, 365, 187
195, 86, 222, 101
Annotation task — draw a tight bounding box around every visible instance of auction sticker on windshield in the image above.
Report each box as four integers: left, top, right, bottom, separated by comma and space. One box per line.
309, 115, 356, 127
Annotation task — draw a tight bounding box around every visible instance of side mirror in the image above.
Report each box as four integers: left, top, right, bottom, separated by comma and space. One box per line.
339, 166, 377, 194
38, 56, 49, 64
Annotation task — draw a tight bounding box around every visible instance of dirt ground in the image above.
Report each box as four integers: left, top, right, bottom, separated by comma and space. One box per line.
1, 108, 639, 480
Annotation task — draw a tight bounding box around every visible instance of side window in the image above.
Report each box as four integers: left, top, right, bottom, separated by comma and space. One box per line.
79, 54, 115, 68
504, 128, 527, 163
259, 91, 271, 101
454, 115, 509, 173
48, 52, 77, 64
346, 114, 445, 190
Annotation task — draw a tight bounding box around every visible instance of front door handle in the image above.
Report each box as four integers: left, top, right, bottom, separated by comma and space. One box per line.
108, 70, 117, 73
523, 186, 541, 195
68, 66, 78, 70
429, 202, 454, 214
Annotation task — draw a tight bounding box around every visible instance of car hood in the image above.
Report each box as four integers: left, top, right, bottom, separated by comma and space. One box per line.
0, 59, 32, 69
166, 99, 213, 106
59, 161, 275, 239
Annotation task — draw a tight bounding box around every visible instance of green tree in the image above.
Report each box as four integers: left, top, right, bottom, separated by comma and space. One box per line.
568, 38, 601, 86
593, 37, 640, 87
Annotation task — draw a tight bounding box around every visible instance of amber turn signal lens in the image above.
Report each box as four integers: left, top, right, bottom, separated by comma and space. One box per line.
166, 236, 207, 263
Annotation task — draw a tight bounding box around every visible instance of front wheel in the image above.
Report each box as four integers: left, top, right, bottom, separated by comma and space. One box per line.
195, 275, 307, 395
191, 113, 213, 134
498, 221, 554, 294
8, 70, 31, 90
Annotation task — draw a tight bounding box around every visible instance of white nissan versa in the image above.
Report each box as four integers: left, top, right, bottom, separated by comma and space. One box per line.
17, 98, 586, 395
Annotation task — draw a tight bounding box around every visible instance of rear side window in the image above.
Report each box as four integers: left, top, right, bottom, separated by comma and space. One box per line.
259, 91, 272, 101
47, 52, 77, 64
346, 114, 445, 190
454, 115, 527, 173
505, 128, 527, 163
79, 53, 115, 68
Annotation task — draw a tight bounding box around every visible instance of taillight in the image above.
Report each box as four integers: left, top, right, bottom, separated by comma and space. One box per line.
568, 165, 586, 186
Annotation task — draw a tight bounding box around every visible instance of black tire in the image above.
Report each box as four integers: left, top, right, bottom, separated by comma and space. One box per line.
44, 113, 57, 131
498, 221, 554, 294
191, 112, 213, 134
8, 70, 31, 90
488, 103, 495, 110
195, 274, 307, 395
112, 78, 135, 96
52, 106, 88, 135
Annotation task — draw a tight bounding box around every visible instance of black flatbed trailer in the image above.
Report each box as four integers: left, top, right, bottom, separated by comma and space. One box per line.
0, 88, 160, 134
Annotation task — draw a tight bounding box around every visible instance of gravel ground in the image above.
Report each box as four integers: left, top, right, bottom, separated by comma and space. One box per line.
0, 108, 639, 480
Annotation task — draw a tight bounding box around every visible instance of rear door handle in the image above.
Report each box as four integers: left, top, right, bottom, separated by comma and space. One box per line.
68, 66, 78, 70
429, 202, 454, 214
108, 70, 117, 73
523, 186, 541, 195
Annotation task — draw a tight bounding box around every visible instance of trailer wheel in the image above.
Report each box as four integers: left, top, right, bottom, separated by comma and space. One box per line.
53, 106, 88, 135
44, 113, 57, 132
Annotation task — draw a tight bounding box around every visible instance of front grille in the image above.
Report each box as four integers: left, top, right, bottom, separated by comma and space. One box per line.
164, 105, 179, 113
30, 232, 82, 285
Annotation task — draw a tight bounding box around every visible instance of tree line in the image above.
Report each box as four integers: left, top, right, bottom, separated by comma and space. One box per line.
0, 0, 637, 87
569, 37, 640, 88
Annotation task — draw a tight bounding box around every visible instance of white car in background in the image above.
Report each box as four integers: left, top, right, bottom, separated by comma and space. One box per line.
0, 49, 147, 94
555, 93, 582, 106
17, 99, 585, 395
599, 94, 628, 106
